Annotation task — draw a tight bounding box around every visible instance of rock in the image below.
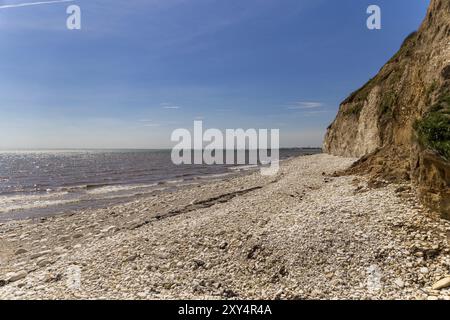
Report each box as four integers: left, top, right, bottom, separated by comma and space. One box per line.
395, 186, 411, 193
247, 244, 262, 259
59, 236, 70, 242
394, 278, 405, 288
43, 273, 62, 283
124, 254, 138, 262
192, 259, 205, 269
432, 277, 450, 290
7, 271, 27, 283
73, 233, 83, 239
30, 250, 51, 260
15, 248, 28, 255
420, 267, 429, 274
219, 242, 228, 250
101, 226, 118, 233
37, 259, 51, 267
222, 289, 238, 298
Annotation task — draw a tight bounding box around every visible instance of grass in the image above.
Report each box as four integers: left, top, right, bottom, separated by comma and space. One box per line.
343, 102, 364, 117
380, 91, 397, 117
415, 91, 450, 160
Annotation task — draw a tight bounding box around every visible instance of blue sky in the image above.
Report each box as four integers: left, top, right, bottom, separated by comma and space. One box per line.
0, 0, 430, 149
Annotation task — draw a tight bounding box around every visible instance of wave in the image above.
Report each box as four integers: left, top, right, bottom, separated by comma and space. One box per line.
0, 192, 76, 214
228, 164, 259, 172
86, 183, 159, 195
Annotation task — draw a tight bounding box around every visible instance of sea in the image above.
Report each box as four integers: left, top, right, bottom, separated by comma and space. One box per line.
0, 148, 321, 221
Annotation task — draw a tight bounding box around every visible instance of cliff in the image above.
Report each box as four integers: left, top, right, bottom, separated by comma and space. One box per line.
324, 0, 450, 219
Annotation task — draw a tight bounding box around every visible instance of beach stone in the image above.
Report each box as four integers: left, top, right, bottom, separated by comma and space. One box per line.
59, 236, 70, 242
219, 242, 228, 250
394, 278, 405, 288
15, 248, 28, 255
192, 259, 205, 269
432, 277, 450, 290
30, 250, 51, 260
420, 267, 429, 274
36, 259, 51, 268
124, 254, 138, 263
7, 271, 27, 283
101, 226, 118, 233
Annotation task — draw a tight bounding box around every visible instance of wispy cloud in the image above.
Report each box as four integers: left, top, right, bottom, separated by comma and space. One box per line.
0, 0, 74, 10
161, 103, 181, 110
143, 123, 161, 127
139, 120, 161, 127
286, 101, 324, 110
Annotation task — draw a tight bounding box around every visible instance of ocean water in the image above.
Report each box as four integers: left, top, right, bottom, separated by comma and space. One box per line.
0, 149, 321, 221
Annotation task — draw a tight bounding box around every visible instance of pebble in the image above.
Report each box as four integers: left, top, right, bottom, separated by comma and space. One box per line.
394, 279, 405, 288
432, 277, 450, 290
14, 248, 28, 255
420, 267, 429, 274
6, 271, 27, 283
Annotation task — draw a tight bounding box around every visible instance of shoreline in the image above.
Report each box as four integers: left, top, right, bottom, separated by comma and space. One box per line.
0, 154, 449, 300
0, 149, 315, 222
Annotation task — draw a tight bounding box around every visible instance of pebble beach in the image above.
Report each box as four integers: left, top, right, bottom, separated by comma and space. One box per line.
1, 154, 450, 300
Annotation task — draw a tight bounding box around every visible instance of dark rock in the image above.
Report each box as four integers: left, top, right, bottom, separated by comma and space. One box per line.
441, 65, 450, 80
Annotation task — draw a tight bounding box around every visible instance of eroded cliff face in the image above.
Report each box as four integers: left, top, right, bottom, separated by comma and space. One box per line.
324, 0, 450, 219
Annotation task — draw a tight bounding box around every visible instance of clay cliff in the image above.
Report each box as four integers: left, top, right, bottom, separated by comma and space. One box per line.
324, 0, 450, 219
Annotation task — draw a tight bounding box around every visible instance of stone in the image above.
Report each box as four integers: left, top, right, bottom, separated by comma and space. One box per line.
7, 271, 27, 283
101, 226, 118, 233
43, 273, 62, 283
15, 248, 28, 255
192, 259, 205, 269
30, 250, 51, 260
432, 277, 450, 290
219, 242, 228, 250
420, 267, 429, 274
394, 278, 405, 288
124, 254, 138, 262
37, 259, 51, 267
59, 236, 70, 242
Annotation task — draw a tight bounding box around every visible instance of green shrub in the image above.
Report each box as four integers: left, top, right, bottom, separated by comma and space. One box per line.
380, 91, 397, 116
415, 92, 450, 160
343, 102, 364, 116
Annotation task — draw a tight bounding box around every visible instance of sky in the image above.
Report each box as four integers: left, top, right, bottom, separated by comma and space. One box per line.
0, 0, 430, 149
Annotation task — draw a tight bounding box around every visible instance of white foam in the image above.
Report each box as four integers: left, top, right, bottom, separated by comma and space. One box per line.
86, 183, 158, 195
